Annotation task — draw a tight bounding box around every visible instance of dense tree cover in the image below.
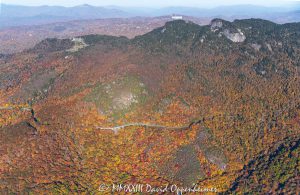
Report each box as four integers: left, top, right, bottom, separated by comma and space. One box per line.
225, 136, 299, 194
0, 19, 299, 193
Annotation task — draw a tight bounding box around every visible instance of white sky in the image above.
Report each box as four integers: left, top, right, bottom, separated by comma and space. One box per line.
0, 0, 299, 8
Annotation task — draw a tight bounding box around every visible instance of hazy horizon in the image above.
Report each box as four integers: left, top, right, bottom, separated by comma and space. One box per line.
1, 0, 299, 8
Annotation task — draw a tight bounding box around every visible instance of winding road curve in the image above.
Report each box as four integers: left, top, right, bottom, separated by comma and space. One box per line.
96, 123, 193, 134
1, 101, 299, 135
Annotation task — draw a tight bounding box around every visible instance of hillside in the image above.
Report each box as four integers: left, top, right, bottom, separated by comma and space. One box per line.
0, 19, 299, 194
226, 136, 299, 194
0, 16, 209, 54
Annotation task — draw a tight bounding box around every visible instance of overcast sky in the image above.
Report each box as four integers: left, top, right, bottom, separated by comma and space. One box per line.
0, 0, 298, 8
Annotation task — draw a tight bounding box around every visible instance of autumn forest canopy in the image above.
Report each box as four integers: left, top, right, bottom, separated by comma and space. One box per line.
0, 17, 299, 194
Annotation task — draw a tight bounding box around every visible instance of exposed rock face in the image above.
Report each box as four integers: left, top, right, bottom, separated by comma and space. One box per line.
66, 37, 88, 52
83, 76, 148, 119
112, 92, 138, 110
204, 146, 227, 170
210, 19, 246, 42
223, 29, 246, 43
162, 145, 205, 186
251, 43, 262, 51
211, 19, 223, 31
194, 128, 228, 171
266, 43, 273, 52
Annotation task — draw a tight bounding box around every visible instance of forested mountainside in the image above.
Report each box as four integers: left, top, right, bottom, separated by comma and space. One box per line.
0, 19, 299, 194
226, 136, 299, 194
0, 16, 209, 54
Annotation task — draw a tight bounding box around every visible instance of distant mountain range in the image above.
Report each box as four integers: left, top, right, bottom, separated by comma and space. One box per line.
0, 4, 131, 28
0, 4, 130, 18
0, 4, 300, 28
